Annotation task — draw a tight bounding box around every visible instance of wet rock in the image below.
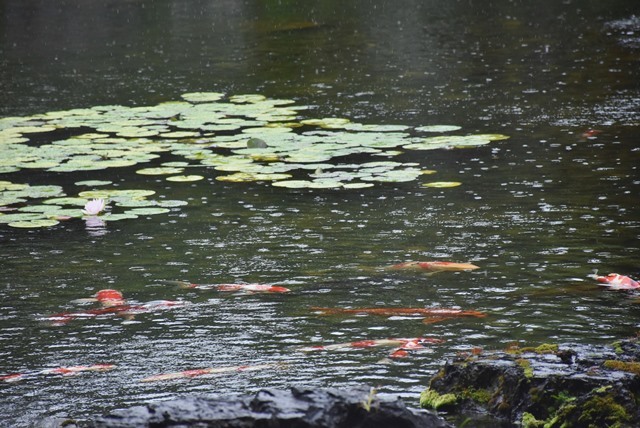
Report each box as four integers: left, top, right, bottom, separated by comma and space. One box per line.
88, 386, 452, 428
422, 338, 640, 427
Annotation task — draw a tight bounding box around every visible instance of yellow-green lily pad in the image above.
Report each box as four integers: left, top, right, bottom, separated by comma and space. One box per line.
423, 181, 462, 188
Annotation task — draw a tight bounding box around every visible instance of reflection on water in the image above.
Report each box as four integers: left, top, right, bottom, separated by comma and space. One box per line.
1, 0, 640, 426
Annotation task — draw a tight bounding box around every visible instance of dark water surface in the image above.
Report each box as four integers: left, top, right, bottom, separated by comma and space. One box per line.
1, 0, 639, 426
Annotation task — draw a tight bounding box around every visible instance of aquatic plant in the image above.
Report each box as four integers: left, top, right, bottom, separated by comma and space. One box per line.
0, 91, 509, 228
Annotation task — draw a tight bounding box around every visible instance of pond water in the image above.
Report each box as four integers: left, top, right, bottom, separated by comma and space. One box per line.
1, 0, 639, 426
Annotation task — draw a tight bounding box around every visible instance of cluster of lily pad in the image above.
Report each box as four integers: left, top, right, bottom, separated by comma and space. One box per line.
0, 181, 186, 228
0, 91, 509, 227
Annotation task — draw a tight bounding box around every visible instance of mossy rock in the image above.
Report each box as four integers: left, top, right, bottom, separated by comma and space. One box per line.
424, 339, 640, 427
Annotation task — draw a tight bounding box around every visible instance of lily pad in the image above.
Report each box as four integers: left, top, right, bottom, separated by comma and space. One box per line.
423, 181, 462, 188
137, 167, 185, 176
75, 180, 113, 187
125, 207, 171, 216
415, 125, 462, 133
181, 92, 225, 103
166, 175, 204, 182
216, 172, 293, 182
8, 219, 60, 228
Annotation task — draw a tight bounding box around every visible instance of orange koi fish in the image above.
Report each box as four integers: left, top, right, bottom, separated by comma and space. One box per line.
387, 261, 480, 274
172, 280, 290, 293
311, 306, 486, 324
1, 364, 115, 383
140, 362, 283, 383
298, 337, 443, 359
590, 273, 640, 290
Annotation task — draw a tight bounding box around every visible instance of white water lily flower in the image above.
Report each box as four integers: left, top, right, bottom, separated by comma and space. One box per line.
82, 198, 106, 216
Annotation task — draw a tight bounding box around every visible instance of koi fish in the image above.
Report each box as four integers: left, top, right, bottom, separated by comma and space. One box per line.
311, 306, 487, 324
387, 261, 480, 274
170, 280, 290, 293
579, 129, 602, 141
590, 273, 640, 290
0, 364, 115, 383
298, 337, 443, 359
70, 289, 126, 306
139, 362, 283, 383
46, 300, 188, 325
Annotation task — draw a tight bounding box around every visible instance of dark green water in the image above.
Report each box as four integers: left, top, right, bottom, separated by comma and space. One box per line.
1, 0, 639, 426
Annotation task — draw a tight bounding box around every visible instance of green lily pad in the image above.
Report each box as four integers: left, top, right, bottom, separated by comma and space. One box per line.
75, 180, 113, 187
137, 167, 185, 175
216, 172, 292, 182
0, 213, 46, 224
43, 197, 88, 206
181, 92, 225, 103
79, 189, 156, 199
272, 179, 343, 189
8, 219, 60, 228
415, 125, 462, 133
125, 207, 171, 216
157, 200, 188, 207
166, 175, 204, 182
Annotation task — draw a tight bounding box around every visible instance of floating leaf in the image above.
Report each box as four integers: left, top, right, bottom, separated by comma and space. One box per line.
137, 167, 185, 176
272, 179, 342, 189
157, 200, 188, 207
415, 125, 462, 133
8, 219, 60, 228
75, 180, 113, 187
423, 181, 462, 188
181, 92, 225, 103
79, 189, 156, 199
125, 207, 171, 216
166, 175, 204, 182
216, 172, 292, 182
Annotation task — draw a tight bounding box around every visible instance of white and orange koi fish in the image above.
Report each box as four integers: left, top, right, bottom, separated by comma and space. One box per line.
170, 280, 290, 293
0, 364, 115, 383
589, 273, 640, 290
298, 337, 443, 359
140, 362, 284, 383
46, 300, 189, 325
70, 289, 126, 307
387, 261, 480, 274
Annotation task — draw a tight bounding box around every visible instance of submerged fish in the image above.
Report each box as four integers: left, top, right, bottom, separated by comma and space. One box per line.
70, 288, 127, 306
171, 280, 290, 293
46, 300, 188, 325
140, 362, 283, 383
94, 289, 126, 306
0, 364, 115, 383
298, 337, 443, 359
311, 306, 486, 324
590, 273, 640, 290
387, 261, 480, 274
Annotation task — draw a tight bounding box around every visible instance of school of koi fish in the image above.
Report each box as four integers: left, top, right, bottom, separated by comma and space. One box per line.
3, 261, 637, 384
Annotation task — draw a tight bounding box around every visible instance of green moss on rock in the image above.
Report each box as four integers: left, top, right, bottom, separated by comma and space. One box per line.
420, 388, 457, 411
578, 394, 631, 427
603, 360, 640, 375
